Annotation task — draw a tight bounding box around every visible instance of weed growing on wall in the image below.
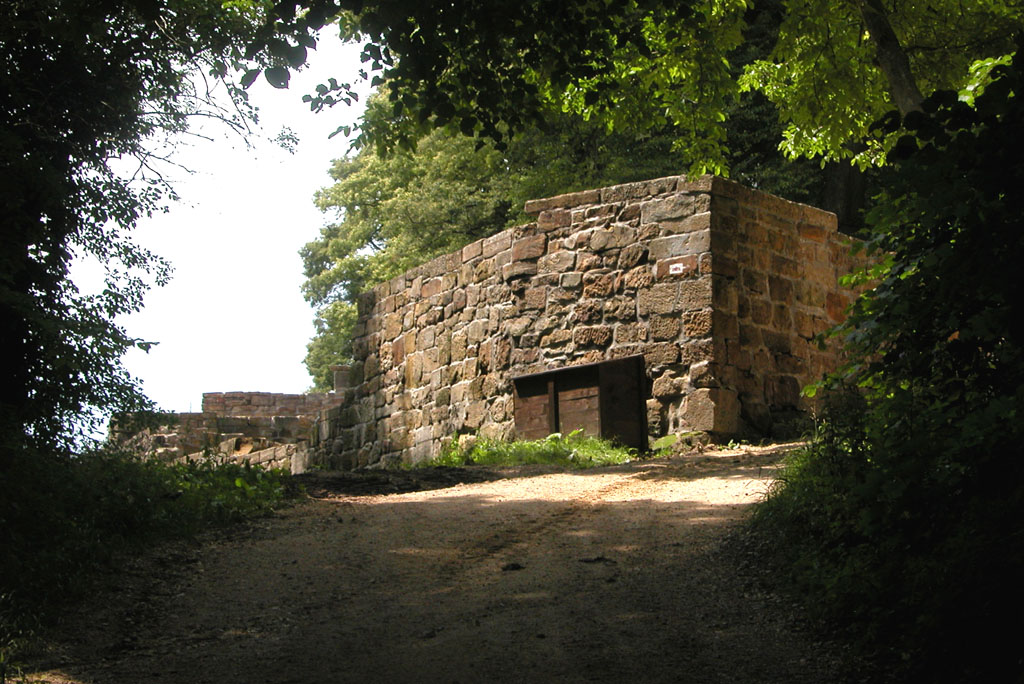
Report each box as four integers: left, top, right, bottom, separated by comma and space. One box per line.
426, 430, 636, 469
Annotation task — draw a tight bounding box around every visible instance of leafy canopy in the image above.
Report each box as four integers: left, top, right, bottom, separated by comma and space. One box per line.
256, 0, 1021, 170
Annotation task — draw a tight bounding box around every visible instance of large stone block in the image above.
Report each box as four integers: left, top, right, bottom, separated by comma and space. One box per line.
537, 208, 572, 231
652, 372, 685, 398
617, 242, 647, 269
642, 342, 679, 366
572, 299, 603, 324
768, 275, 794, 302
522, 287, 547, 310
683, 388, 741, 434
505, 316, 533, 337
603, 296, 637, 321
826, 291, 850, 323
762, 330, 792, 354
649, 316, 681, 341
502, 261, 538, 280
511, 234, 547, 261
623, 266, 654, 289
749, 298, 772, 325
660, 211, 711, 235
559, 271, 582, 289
654, 255, 698, 280
420, 277, 443, 298
539, 250, 577, 273
541, 329, 572, 347
482, 231, 512, 258
466, 319, 487, 344
404, 353, 423, 388
572, 325, 613, 347
682, 309, 712, 338
772, 303, 792, 330
614, 323, 647, 344
467, 376, 485, 401
524, 189, 601, 214
680, 338, 714, 365
766, 375, 802, 409
637, 283, 678, 316
582, 271, 621, 298
641, 193, 703, 224
678, 277, 713, 311
462, 239, 483, 262
576, 252, 602, 271
797, 222, 826, 243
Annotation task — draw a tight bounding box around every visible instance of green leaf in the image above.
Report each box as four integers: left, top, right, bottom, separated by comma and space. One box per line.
240, 68, 261, 89
265, 67, 290, 89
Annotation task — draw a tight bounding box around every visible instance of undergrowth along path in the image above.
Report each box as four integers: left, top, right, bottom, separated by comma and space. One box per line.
28, 444, 867, 684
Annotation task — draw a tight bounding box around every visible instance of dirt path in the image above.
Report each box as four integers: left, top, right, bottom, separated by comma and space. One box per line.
28, 445, 862, 684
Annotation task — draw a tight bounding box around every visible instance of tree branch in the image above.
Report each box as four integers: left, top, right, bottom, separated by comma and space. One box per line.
859, 0, 924, 115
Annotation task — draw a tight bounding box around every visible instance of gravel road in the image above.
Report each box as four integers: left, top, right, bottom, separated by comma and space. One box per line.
28, 444, 864, 684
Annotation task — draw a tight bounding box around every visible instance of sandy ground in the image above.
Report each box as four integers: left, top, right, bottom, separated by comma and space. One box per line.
26, 444, 867, 684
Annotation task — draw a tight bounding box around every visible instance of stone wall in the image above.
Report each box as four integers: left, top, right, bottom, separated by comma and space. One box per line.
111, 412, 221, 460
307, 174, 866, 469
111, 392, 344, 473
201, 391, 343, 418
709, 182, 865, 434
201, 437, 305, 473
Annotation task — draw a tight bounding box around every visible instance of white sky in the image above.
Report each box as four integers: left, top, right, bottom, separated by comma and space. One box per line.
104, 39, 370, 413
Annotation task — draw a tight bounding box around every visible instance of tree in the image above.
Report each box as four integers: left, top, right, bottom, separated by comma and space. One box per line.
0, 1, 290, 455
750, 57, 1024, 680
740, 0, 1019, 165
258, 0, 1020, 170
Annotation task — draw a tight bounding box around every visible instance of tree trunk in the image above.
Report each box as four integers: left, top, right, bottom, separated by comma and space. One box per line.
859, 0, 925, 115
821, 159, 868, 234
820, 2, 925, 233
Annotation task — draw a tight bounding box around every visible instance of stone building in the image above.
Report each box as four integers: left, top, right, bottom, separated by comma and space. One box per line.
307, 174, 867, 469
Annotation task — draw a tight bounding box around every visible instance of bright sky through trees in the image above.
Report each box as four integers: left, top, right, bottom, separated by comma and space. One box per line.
82, 38, 369, 413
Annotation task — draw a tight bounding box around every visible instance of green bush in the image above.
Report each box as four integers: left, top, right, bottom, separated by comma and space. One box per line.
750, 54, 1024, 682
0, 447, 298, 655
752, 390, 1024, 681
426, 430, 637, 469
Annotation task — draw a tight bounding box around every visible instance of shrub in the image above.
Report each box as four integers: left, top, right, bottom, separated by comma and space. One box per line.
750, 52, 1024, 682
0, 447, 298, 656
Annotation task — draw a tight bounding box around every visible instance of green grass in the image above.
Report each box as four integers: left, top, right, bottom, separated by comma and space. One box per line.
425, 430, 638, 469
0, 446, 300, 661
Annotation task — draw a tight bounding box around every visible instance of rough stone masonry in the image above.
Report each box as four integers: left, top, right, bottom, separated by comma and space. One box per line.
116, 174, 866, 471
306, 174, 868, 469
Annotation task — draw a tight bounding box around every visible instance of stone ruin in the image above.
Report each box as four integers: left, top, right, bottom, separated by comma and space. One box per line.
116, 174, 867, 471
111, 392, 343, 473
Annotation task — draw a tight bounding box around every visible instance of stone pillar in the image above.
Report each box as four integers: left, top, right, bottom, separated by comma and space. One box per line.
331, 364, 353, 392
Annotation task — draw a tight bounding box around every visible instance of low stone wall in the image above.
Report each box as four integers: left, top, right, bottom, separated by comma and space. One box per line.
194, 437, 306, 473
111, 412, 220, 460
201, 392, 343, 418
111, 393, 334, 473
306, 174, 867, 469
